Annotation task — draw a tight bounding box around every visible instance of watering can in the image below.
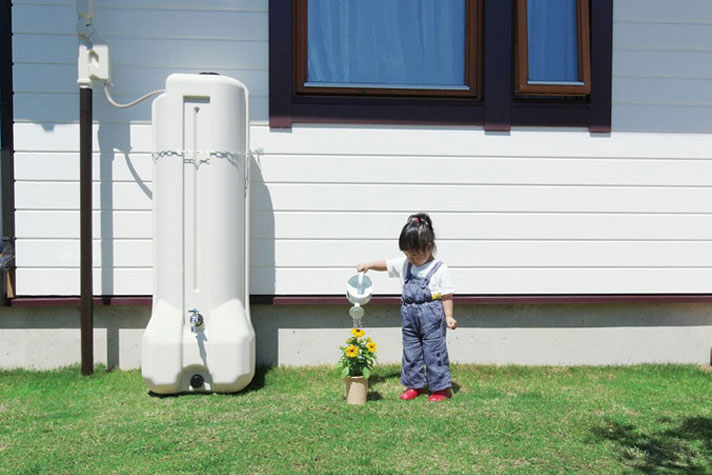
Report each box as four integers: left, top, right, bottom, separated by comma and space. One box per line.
345, 273, 373, 327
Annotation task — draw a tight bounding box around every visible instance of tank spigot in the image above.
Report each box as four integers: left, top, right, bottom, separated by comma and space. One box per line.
188, 308, 204, 332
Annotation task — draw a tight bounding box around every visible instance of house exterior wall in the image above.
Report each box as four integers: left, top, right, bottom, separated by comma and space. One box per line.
4, 0, 712, 368
11, 0, 712, 297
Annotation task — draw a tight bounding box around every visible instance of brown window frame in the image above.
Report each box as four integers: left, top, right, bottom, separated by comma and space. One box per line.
269, 0, 612, 132
515, 0, 591, 96
293, 0, 482, 99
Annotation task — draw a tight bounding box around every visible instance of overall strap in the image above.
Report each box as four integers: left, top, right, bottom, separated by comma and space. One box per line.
405, 262, 413, 282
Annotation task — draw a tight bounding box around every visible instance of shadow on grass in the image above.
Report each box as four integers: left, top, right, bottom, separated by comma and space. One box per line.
242, 365, 270, 393
367, 367, 462, 397
369, 367, 401, 385
148, 365, 272, 398
591, 417, 712, 473
367, 391, 383, 401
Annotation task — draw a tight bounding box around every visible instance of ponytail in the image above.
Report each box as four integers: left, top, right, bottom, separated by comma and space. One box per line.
398, 213, 436, 252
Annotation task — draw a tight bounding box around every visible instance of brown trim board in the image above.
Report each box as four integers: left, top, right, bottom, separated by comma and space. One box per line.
10, 294, 712, 308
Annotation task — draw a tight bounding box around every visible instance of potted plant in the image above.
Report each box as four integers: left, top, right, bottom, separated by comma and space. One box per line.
337, 328, 378, 405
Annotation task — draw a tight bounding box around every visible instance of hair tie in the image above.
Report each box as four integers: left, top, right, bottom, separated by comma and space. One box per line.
411, 217, 420, 224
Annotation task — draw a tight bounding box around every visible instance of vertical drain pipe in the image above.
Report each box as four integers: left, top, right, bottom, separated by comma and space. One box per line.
80, 86, 93, 376
77, 0, 95, 376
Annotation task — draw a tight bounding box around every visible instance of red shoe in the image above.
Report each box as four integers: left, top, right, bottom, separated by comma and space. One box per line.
399, 388, 423, 401
428, 388, 452, 402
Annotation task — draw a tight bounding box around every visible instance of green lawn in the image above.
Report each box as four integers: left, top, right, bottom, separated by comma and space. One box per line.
1, 364, 711, 473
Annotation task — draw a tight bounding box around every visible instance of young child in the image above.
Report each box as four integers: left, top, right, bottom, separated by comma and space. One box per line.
357, 213, 457, 402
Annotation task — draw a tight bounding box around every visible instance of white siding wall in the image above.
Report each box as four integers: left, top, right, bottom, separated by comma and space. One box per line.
11, 0, 712, 297
613, 0, 712, 132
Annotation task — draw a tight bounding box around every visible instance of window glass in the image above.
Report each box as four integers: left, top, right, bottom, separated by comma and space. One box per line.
527, 0, 579, 83
306, 0, 466, 89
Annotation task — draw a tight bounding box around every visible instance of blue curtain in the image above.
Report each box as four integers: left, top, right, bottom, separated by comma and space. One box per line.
527, 0, 579, 82
307, 0, 466, 88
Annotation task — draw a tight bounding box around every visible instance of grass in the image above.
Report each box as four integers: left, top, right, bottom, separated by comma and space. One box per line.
1, 364, 712, 474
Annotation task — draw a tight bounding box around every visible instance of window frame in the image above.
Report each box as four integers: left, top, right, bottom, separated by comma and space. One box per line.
293, 0, 482, 98
515, 0, 591, 96
269, 0, 612, 132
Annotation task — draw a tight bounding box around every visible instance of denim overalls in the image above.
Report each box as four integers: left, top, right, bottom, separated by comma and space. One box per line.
400, 261, 451, 392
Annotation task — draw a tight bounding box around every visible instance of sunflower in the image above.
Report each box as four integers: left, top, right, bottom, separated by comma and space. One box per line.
345, 345, 359, 358
366, 341, 377, 353
351, 328, 365, 338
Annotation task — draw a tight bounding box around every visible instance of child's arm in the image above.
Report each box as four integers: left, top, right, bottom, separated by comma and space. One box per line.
357, 260, 387, 273
442, 294, 457, 330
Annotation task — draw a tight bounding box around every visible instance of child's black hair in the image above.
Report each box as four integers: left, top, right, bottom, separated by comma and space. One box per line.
398, 213, 436, 252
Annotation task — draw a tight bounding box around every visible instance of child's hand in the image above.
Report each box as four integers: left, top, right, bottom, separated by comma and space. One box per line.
445, 316, 458, 330
356, 260, 387, 273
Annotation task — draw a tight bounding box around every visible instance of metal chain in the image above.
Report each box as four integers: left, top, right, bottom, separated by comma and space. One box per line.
152, 150, 246, 159
152, 149, 252, 195
152, 150, 248, 166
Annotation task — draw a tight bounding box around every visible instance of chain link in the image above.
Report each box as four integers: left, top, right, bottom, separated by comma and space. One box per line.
152, 150, 246, 163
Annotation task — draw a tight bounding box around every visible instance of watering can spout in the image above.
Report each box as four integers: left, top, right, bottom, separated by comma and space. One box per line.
349, 304, 364, 328
346, 273, 373, 328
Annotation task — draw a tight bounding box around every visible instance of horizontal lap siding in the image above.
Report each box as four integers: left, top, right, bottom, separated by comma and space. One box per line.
613, 0, 712, 132
11, 0, 712, 296
248, 136, 712, 294
12, 0, 269, 295
17, 239, 711, 270
251, 269, 712, 295
255, 184, 712, 213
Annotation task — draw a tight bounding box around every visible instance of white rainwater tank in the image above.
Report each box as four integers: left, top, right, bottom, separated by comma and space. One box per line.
141, 73, 255, 394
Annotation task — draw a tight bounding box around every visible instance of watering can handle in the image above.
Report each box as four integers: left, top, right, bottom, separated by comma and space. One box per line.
357, 272, 364, 289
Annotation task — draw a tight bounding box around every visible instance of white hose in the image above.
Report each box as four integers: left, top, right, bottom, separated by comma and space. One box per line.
103, 81, 164, 109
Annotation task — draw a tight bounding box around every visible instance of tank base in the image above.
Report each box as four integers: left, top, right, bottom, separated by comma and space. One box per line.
142, 299, 255, 395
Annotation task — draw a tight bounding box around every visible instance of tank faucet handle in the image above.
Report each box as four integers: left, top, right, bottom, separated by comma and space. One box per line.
188, 308, 204, 332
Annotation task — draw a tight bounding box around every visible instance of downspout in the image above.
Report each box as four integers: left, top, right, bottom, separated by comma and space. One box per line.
75, 1, 162, 375
77, 0, 95, 376
79, 87, 93, 376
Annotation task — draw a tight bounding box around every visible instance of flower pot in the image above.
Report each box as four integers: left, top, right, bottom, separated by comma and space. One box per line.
344, 376, 368, 405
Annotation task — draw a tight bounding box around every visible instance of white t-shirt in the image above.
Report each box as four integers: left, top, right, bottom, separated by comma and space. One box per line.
386, 256, 455, 298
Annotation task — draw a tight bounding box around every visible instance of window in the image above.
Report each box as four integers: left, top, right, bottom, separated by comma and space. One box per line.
515, 0, 591, 96
269, 0, 612, 131
294, 0, 481, 98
